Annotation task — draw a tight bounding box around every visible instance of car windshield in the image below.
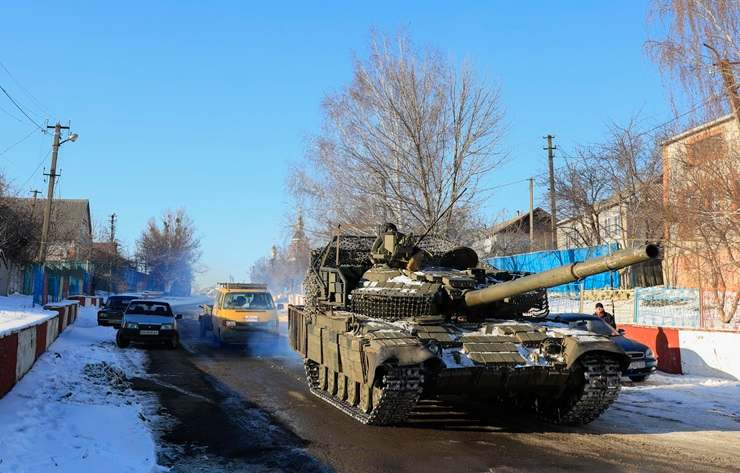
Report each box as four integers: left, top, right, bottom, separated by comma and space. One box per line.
567, 318, 618, 336
107, 296, 136, 309
125, 301, 173, 317
222, 292, 274, 310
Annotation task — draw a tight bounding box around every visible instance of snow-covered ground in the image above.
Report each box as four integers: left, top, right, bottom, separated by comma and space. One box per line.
0, 294, 56, 336
603, 373, 740, 432
0, 306, 158, 473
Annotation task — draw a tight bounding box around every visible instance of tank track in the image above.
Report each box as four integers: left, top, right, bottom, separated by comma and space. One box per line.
536, 354, 621, 425
305, 360, 423, 425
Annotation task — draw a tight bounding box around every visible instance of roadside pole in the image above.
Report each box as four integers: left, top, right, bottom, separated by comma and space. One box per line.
35, 123, 77, 305
544, 135, 557, 249
37, 123, 66, 263
528, 177, 534, 249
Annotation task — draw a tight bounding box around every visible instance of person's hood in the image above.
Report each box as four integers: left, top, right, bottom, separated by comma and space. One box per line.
122, 314, 175, 325
612, 335, 650, 354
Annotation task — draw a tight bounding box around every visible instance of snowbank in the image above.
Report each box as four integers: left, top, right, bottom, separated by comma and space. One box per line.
0, 306, 158, 473
0, 294, 57, 337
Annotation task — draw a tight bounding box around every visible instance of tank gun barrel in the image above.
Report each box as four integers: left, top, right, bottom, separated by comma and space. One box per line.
464, 244, 660, 308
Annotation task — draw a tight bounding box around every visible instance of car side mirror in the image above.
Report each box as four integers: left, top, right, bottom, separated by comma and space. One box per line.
277, 303, 285, 311
617, 328, 625, 335
176, 314, 183, 320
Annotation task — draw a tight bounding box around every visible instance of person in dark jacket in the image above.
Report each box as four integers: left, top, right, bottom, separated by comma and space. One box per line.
594, 302, 616, 329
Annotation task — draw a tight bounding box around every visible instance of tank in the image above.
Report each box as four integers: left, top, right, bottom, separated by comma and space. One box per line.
288, 223, 660, 426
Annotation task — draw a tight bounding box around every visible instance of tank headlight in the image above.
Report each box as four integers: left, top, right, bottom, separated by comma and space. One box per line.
426, 341, 441, 355
225, 320, 236, 328
125, 322, 139, 329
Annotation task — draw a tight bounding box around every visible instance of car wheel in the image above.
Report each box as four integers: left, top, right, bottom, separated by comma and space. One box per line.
213, 328, 223, 348
169, 337, 179, 350
629, 375, 648, 382
116, 331, 130, 349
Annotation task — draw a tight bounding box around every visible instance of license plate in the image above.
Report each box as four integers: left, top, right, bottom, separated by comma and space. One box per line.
140, 330, 159, 336
629, 361, 646, 370
244, 316, 260, 322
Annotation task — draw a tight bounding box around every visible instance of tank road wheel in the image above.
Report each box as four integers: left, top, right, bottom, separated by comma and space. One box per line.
336, 374, 348, 401
359, 384, 373, 413
535, 353, 622, 425
304, 360, 422, 425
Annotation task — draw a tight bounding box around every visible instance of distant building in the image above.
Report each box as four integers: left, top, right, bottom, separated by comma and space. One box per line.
0, 197, 94, 300
473, 208, 552, 257
662, 114, 739, 291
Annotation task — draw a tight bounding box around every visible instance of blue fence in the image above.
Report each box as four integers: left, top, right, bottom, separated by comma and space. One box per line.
487, 243, 622, 292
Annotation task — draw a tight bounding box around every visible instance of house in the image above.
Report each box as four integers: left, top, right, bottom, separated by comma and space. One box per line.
661, 114, 739, 292
1, 197, 94, 301
472, 208, 552, 257
556, 185, 664, 288
556, 181, 663, 252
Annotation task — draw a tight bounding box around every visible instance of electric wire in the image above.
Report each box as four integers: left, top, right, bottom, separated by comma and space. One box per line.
19, 149, 50, 190
0, 83, 46, 132
0, 60, 51, 118
0, 127, 39, 159
0, 102, 23, 122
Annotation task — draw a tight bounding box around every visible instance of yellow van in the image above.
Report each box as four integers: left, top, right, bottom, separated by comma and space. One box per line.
199, 283, 280, 345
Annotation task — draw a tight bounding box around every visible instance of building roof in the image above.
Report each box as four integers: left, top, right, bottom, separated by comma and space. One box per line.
490, 207, 551, 234
2, 197, 92, 243
661, 114, 735, 147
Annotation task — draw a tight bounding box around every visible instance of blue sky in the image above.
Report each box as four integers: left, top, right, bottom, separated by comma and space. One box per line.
0, 1, 673, 287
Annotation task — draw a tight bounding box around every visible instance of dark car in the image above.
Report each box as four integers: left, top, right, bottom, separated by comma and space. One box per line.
547, 313, 657, 382
116, 299, 182, 349
98, 295, 139, 328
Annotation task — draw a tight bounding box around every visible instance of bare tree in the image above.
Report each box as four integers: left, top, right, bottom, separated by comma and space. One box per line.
136, 209, 201, 295
646, 0, 739, 119
552, 117, 664, 249
291, 31, 505, 240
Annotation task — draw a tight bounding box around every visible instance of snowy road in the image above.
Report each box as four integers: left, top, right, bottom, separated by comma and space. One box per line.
174, 306, 740, 473
2, 301, 738, 472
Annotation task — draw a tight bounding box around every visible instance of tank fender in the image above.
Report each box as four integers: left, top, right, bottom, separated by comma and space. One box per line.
362, 337, 434, 386
562, 336, 630, 371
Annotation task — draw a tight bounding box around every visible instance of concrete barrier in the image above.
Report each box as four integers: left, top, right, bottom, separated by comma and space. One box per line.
0, 300, 79, 398
621, 323, 739, 380
67, 295, 102, 307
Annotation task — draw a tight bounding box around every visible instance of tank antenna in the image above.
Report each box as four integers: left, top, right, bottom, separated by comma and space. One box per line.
415, 188, 468, 247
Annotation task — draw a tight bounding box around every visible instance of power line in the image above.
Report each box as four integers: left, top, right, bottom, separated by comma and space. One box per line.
20, 149, 50, 190
0, 60, 51, 118
0, 102, 23, 122
479, 178, 530, 193
0, 127, 40, 159
0, 83, 45, 132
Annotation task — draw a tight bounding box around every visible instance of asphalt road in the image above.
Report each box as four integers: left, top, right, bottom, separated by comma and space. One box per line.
158, 305, 737, 473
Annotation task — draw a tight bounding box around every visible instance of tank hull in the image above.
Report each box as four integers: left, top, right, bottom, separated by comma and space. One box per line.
289, 305, 626, 425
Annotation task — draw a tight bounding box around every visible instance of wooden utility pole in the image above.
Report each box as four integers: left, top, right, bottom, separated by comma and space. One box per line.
528, 177, 534, 248
108, 213, 117, 294
544, 135, 557, 249
37, 123, 68, 262
109, 213, 117, 243
30, 189, 41, 213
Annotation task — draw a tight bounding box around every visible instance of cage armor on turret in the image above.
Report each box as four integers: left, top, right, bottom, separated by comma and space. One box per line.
289, 223, 660, 426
